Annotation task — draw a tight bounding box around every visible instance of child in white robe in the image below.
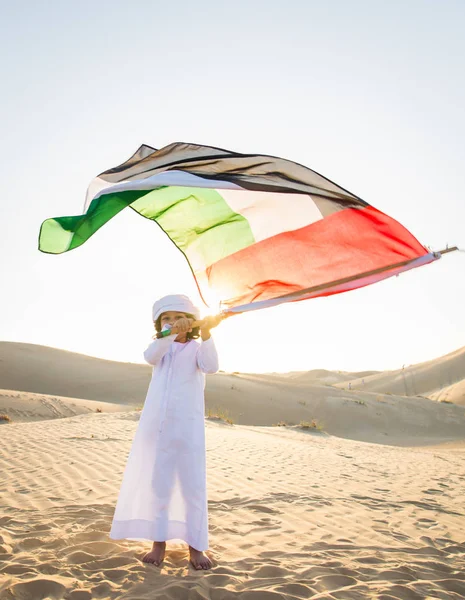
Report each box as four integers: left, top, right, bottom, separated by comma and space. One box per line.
110, 294, 221, 570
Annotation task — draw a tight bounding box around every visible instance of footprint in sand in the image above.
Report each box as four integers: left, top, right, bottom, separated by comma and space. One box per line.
5, 579, 66, 600
1, 564, 35, 576
67, 591, 92, 600
315, 574, 358, 592
16, 537, 45, 551
63, 541, 121, 556
247, 504, 281, 515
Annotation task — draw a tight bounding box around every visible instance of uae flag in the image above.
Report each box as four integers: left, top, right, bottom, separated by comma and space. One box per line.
39, 143, 437, 313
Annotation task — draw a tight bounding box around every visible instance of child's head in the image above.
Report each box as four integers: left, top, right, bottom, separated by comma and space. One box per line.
152, 295, 200, 340
154, 310, 200, 340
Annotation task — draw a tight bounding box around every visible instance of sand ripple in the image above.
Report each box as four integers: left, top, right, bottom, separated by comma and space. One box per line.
1, 413, 465, 599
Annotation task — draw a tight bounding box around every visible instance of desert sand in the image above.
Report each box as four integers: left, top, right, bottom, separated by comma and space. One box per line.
1, 342, 465, 599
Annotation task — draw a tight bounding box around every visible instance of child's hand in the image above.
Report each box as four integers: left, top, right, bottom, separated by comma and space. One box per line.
201, 315, 222, 332
174, 317, 194, 333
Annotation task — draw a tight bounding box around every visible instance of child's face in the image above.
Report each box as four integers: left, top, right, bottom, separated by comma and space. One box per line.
160, 311, 190, 343
160, 311, 187, 328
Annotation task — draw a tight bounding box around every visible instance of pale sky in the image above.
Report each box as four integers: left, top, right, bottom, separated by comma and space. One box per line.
1, 0, 464, 374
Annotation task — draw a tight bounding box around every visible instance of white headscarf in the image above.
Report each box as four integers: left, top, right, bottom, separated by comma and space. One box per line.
152, 294, 200, 322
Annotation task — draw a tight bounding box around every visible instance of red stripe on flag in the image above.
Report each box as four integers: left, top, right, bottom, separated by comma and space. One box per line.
204, 205, 429, 308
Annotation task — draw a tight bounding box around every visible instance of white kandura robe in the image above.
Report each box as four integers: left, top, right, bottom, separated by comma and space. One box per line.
110, 333, 219, 551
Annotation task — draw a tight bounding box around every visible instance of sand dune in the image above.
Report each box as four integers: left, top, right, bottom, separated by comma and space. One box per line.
332, 346, 465, 403
206, 372, 465, 446
275, 369, 380, 385
0, 389, 133, 423
0, 342, 151, 404
1, 412, 464, 600
429, 379, 465, 406
3, 341, 463, 410
1, 342, 465, 446
1, 341, 465, 599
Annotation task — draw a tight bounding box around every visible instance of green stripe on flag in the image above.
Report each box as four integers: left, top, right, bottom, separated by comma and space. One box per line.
39, 190, 151, 253
131, 186, 255, 269
39, 187, 255, 267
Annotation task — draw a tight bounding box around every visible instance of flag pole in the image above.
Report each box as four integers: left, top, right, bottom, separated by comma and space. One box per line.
437, 245, 459, 255
156, 246, 460, 337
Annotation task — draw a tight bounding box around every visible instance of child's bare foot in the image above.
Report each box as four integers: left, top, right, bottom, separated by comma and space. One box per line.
142, 541, 166, 566
189, 545, 212, 570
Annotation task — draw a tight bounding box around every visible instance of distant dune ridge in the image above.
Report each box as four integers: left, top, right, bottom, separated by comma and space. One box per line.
1, 341, 465, 446
0, 342, 151, 403
0, 389, 131, 422
275, 368, 380, 385
1, 341, 465, 599
333, 345, 465, 404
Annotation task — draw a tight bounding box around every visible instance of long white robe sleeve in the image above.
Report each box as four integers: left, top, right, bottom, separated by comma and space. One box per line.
143, 334, 177, 366
196, 337, 219, 374
110, 335, 219, 551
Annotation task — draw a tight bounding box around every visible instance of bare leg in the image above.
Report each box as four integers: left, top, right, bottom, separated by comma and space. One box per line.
142, 541, 166, 566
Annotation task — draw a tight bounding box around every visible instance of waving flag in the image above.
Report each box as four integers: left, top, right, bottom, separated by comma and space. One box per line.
39, 142, 439, 312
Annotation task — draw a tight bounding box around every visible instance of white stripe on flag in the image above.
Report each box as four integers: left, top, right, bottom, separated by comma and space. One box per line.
219, 189, 323, 244
85, 170, 242, 210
